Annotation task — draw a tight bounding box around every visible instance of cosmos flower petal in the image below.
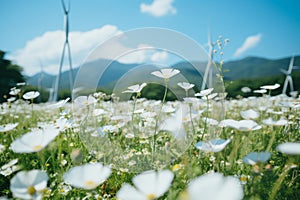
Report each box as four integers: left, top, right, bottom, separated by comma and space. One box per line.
133, 170, 156, 195
154, 170, 174, 197
63, 163, 111, 190
187, 173, 243, 200
116, 183, 146, 200
242, 152, 271, 165
277, 142, 300, 155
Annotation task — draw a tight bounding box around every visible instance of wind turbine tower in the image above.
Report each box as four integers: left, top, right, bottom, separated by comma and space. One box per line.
52, 0, 74, 101
280, 55, 299, 95
201, 31, 214, 90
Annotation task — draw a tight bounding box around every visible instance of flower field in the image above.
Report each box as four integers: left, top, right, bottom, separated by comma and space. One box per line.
0, 80, 300, 199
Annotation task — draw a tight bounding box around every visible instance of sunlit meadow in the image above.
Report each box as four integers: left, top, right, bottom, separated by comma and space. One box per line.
1, 37, 300, 200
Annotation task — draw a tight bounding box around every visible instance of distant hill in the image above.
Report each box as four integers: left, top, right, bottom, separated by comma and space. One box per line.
223, 56, 300, 80
27, 55, 300, 91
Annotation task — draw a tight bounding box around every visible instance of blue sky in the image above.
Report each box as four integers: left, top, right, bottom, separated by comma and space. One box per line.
1, 0, 300, 75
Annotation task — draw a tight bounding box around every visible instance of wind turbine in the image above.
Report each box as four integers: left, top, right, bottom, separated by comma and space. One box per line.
280, 55, 299, 95
201, 31, 214, 91
52, 0, 74, 101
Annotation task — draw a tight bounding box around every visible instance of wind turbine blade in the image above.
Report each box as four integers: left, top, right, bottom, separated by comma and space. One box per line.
288, 56, 294, 74
280, 68, 289, 75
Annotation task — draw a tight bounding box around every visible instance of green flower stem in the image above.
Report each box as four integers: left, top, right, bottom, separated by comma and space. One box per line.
152, 79, 169, 160
266, 126, 276, 152
201, 98, 210, 140
131, 95, 138, 136
229, 133, 243, 168
268, 165, 290, 200
189, 103, 196, 135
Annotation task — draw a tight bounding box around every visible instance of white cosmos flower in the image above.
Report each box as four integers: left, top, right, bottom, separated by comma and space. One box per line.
277, 142, 300, 155
262, 118, 288, 126
0, 123, 18, 132
0, 144, 5, 153
195, 88, 214, 97
151, 68, 180, 79
10, 125, 60, 153
242, 152, 271, 165
74, 95, 97, 106
93, 108, 106, 116
240, 109, 259, 120
185, 172, 243, 200
23, 91, 40, 100
219, 119, 261, 131
195, 139, 231, 152
201, 93, 218, 100
9, 88, 21, 96
122, 83, 147, 94
241, 87, 251, 93
202, 117, 219, 126
0, 159, 20, 177
10, 169, 48, 200
159, 108, 186, 139
183, 97, 199, 104
253, 89, 267, 94
260, 83, 280, 90
177, 82, 195, 91
63, 162, 111, 190
117, 170, 174, 200
7, 97, 16, 102
48, 97, 70, 109
55, 117, 73, 131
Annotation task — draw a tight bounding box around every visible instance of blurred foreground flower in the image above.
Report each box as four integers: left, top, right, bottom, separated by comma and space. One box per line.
10, 169, 48, 200
277, 142, 300, 155
63, 162, 111, 190
242, 152, 271, 165
117, 170, 174, 200
10, 125, 60, 153
181, 172, 243, 200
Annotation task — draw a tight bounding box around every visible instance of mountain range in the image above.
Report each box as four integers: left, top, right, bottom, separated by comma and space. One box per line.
27, 55, 300, 92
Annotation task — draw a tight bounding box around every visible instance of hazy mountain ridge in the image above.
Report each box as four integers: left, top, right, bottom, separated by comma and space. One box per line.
27, 55, 300, 90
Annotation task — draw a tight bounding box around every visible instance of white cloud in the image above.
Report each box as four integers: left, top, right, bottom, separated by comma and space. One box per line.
10, 25, 122, 76
151, 51, 168, 62
234, 34, 262, 57
140, 0, 176, 17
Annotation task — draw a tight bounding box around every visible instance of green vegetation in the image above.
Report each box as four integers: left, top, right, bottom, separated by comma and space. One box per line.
0, 50, 25, 102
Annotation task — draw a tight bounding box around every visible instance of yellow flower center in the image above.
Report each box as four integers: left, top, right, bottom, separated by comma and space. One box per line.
147, 193, 156, 200
85, 180, 97, 188
178, 190, 189, 200
33, 145, 43, 151
172, 164, 181, 171
240, 176, 248, 182
27, 186, 36, 195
